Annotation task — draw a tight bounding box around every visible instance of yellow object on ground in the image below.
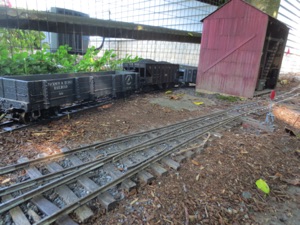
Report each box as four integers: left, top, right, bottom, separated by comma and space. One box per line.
193, 101, 204, 106
255, 179, 270, 194
280, 79, 288, 85
165, 90, 172, 94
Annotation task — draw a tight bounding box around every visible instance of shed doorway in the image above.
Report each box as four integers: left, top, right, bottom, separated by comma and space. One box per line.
256, 19, 289, 92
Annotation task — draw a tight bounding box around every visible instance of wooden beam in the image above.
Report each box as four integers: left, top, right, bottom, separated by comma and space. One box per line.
195, 0, 226, 6
0, 7, 201, 44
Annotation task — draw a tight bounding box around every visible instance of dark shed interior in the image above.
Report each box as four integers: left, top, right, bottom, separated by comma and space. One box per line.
256, 17, 289, 91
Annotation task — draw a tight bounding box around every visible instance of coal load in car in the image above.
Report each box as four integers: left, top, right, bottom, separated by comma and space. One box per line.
0, 71, 139, 122
123, 59, 179, 89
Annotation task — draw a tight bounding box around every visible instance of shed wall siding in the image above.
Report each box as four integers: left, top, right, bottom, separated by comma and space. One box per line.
197, 0, 268, 97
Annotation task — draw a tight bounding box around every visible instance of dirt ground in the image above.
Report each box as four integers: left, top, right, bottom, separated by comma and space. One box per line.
0, 74, 299, 225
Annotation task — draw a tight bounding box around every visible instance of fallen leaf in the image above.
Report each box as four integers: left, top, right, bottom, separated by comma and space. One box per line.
163, 108, 171, 113
196, 173, 200, 181
128, 189, 137, 196
165, 90, 172, 94
189, 215, 196, 222
163, 217, 173, 224
95, 154, 104, 159
256, 179, 270, 194
193, 101, 204, 106
169, 95, 181, 100
32, 133, 47, 137
280, 79, 288, 85
282, 178, 300, 186
130, 198, 139, 205
118, 213, 127, 218
241, 149, 249, 154
99, 103, 113, 109
191, 160, 201, 166
1, 178, 10, 184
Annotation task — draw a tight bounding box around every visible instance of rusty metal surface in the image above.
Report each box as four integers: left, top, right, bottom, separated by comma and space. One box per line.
196, 0, 268, 97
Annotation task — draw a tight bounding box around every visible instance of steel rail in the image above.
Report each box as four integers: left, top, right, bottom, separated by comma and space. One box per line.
0, 109, 226, 175
0, 153, 115, 196
0, 121, 31, 133
35, 110, 257, 225
0, 105, 267, 215
111, 112, 236, 162
0, 114, 237, 215
0, 92, 293, 224
0, 102, 258, 195
0, 100, 112, 134
0, 103, 254, 175
0, 107, 240, 195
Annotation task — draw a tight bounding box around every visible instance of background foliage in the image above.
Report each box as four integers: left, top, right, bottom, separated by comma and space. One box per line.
0, 29, 141, 76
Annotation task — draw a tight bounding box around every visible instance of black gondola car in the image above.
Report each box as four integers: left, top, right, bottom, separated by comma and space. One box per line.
0, 71, 139, 121
123, 59, 179, 89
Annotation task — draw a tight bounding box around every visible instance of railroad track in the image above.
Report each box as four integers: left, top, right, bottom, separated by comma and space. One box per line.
0, 90, 295, 224
0, 120, 31, 133
273, 86, 300, 104
0, 102, 258, 177
0, 99, 112, 134
0, 90, 298, 225
0, 102, 265, 225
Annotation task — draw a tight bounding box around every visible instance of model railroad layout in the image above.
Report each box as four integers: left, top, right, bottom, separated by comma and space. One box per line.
0, 67, 298, 224
0, 101, 273, 225
1, 86, 299, 225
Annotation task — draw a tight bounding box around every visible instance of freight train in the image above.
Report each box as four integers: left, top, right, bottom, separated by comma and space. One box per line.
0, 60, 197, 123
123, 59, 197, 87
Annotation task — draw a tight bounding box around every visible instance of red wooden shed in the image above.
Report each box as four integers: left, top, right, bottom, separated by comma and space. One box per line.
196, 0, 289, 98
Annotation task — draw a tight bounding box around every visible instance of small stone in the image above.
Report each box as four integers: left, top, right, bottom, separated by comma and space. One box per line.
244, 214, 249, 219
242, 191, 252, 199
279, 214, 288, 222
227, 208, 233, 214
4, 214, 11, 224
213, 132, 222, 138
114, 192, 124, 201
